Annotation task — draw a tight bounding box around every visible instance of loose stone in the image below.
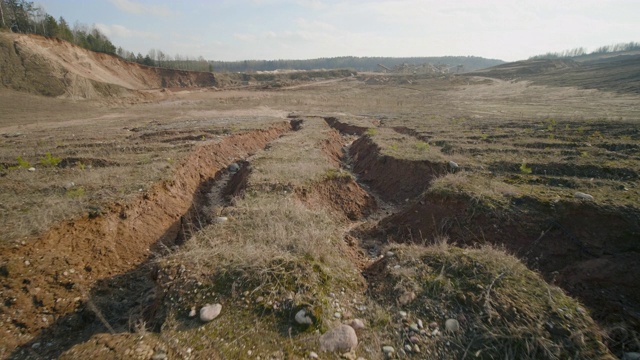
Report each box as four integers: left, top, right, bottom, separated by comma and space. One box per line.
382, 346, 395, 355
445, 318, 460, 333
295, 309, 313, 325
574, 192, 594, 201
199, 303, 222, 322
350, 319, 365, 330
319, 324, 358, 352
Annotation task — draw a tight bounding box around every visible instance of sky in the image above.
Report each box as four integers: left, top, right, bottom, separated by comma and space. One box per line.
37, 0, 640, 62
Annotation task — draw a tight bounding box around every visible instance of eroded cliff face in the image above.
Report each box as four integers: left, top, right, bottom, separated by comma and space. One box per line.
0, 32, 216, 99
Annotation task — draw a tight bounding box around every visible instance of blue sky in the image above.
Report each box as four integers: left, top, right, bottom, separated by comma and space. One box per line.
38, 0, 640, 61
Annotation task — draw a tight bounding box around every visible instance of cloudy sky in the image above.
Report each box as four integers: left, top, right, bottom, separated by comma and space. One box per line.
38, 0, 639, 62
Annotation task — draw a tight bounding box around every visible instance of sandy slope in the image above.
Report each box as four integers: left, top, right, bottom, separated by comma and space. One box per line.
0, 32, 216, 98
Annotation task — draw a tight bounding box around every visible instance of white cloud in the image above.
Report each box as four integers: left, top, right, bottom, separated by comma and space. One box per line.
294, 18, 335, 31
234, 33, 257, 42
95, 23, 158, 40
109, 0, 172, 17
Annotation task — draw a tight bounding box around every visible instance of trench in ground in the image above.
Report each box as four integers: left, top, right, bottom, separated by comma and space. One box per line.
325, 116, 640, 355
3, 122, 293, 359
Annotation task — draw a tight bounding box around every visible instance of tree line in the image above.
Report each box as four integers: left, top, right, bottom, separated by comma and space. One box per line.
0, 0, 116, 54
207, 56, 504, 73
0, 0, 212, 71
116, 47, 212, 72
530, 42, 640, 60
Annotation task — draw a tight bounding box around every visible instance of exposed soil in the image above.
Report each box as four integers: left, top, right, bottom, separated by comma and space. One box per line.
302, 176, 378, 221
349, 135, 448, 203
2, 38, 640, 358
326, 116, 640, 355
0, 32, 216, 99
1, 122, 292, 358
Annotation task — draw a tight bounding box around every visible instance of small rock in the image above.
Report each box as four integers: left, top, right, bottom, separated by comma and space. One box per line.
417, 319, 423, 329
398, 291, 416, 305
213, 216, 228, 223
574, 192, 594, 201
448, 161, 459, 170
255, 296, 264, 303
199, 303, 222, 322
228, 163, 240, 173
63, 182, 75, 190
350, 319, 365, 330
431, 329, 440, 336
405, 344, 414, 352
409, 323, 419, 332
188, 307, 196, 317
385, 251, 395, 257
24, 260, 30, 266
28, 167, 36, 172
399, 311, 407, 318
409, 336, 420, 344
623, 353, 640, 360
445, 319, 459, 333
319, 324, 358, 352
309, 351, 319, 359
382, 346, 395, 355
295, 309, 313, 325
413, 344, 421, 353
429, 321, 438, 329
151, 353, 167, 360
334, 312, 342, 319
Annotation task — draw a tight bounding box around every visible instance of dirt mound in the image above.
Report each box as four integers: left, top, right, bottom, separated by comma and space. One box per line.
364, 243, 614, 359
375, 189, 640, 353
471, 55, 640, 94
471, 58, 580, 78
301, 175, 378, 220
0, 32, 216, 99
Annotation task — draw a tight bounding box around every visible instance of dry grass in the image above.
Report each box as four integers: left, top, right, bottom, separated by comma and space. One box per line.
374, 242, 613, 359
249, 117, 340, 187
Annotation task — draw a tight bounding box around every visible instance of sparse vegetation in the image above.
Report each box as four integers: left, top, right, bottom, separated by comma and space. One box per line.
1, 41, 639, 359
39, 152, 61, 167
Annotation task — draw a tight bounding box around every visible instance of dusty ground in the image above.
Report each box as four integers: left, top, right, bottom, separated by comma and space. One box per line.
1, 41, 640, 359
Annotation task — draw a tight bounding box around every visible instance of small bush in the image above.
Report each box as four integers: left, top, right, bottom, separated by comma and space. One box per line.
66, 187, 86, 198
39, 152, 62, 167
366, 128, 378, 136
415, 141, 430, 151
520, 162, 532, 174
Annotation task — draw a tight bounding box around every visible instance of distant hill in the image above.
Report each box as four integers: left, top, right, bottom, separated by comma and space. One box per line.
209, 56, 504, 73
468, 54, 640, 94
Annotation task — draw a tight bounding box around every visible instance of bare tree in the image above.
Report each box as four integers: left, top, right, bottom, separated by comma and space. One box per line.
0, 2, 6, 28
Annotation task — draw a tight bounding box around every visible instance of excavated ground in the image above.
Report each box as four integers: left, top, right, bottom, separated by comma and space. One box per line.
324, 117, 640, 356
3, 41, 640, 357
1, 115, 625, 359
2, 122, 293, 358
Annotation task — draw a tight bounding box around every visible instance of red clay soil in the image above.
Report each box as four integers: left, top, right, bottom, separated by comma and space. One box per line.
349, 135, 448, 203
321, 128, 346, 166
376, 190, 640, 353
0, 122, 292, 357
303, 176, 378, 221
